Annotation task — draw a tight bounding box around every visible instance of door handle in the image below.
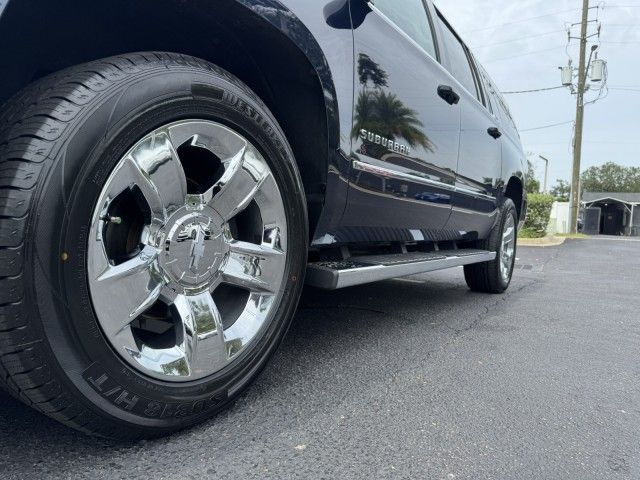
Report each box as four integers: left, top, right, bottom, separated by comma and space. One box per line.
487, 127, 502, 139
437, 85, 460, 105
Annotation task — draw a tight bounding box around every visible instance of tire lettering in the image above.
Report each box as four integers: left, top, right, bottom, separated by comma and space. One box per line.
160, 403, 178, 419
174, 403, 192, 418
87, 373, 109, 391
83, 364, 228, 418
113, 390, 140, 411
144, 401, 163, 418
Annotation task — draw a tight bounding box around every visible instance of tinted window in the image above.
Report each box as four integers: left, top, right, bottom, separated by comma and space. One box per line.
478, 69, 495, 114
496, 95, 519, 136
374, 0, 437, 59
437, 16, 480, 101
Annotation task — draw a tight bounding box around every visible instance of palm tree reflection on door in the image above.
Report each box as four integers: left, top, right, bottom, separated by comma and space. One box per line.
352, 54, 434, 157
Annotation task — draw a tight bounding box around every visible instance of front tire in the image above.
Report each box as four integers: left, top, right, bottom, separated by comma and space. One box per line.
464, 198, 517, 294
0, 53, 307, 439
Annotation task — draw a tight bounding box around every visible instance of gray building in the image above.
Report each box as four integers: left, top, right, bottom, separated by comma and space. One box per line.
582, 192, 640, 236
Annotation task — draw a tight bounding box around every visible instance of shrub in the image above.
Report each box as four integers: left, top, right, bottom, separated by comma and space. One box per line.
519, 228, 540, 238
522, 193, 555, 238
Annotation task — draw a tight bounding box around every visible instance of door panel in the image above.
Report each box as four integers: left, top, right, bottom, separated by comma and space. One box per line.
341, 0, 461, 243
434, 13, 500, 239
448, 100, 501, 238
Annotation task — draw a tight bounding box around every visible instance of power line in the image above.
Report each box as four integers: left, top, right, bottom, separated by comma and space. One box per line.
502, 86, 565, 94
520, 121, 575, 132
524, 140, 640, 145
460, 9, 579, 34
471, 29, 565, 49
483, 45, 566, 64
610, 87, 640, 91
581, 141, 640, 144
466, 14, 640, 35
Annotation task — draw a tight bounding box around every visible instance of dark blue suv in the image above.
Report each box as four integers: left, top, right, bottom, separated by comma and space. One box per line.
0, 0, 527, 438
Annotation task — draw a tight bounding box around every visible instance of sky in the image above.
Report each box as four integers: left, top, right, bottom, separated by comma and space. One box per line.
435, 0, 640, 190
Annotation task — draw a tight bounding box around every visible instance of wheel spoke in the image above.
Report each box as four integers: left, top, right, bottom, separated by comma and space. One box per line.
223, 293, 276, 359
221, 240, 285, 293
206, 146, 271, 222
251, 174, 287, 232
125, 130, 188, 221
166, 120, 247, 161
503, 226, 515, 242
88, 119, 289, 382
173, 292, 229, 376
500, 216, 516, 280
90, 245, 163, 339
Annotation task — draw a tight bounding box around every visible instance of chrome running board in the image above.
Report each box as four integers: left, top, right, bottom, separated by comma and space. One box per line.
306, 250, 496, 290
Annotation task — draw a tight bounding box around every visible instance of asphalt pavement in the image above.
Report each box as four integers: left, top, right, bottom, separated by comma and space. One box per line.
1, 238, 639, 479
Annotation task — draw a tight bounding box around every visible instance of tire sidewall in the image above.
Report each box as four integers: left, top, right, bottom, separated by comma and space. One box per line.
495, 199, 517, 290
30, 62, 307, 431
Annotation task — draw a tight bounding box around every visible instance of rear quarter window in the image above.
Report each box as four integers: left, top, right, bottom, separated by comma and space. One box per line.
476, 62, 520, 137
496, 94, 519, 137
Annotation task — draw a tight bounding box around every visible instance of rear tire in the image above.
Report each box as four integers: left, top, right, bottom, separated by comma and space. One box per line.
0, 53, 307, 439
464, 199, 517, 294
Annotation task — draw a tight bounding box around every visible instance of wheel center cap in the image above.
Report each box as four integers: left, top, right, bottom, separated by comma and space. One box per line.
159, 208, 228, 290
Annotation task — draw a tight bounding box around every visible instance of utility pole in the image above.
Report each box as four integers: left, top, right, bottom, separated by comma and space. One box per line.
569, 0, 590, 234
539, 155, 550, 194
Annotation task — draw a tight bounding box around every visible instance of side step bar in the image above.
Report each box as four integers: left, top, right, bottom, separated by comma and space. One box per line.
306, 250, 496, 290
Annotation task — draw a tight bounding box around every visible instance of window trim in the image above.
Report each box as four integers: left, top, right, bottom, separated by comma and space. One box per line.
483, 77, 495, 115
465, 47, 485, 105
466, 49, 495, 114
421, 0, 442, 63
367, 0, 441, 63
477, 65, 500, 118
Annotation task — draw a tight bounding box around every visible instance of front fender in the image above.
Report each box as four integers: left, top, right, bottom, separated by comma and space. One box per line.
235, 0, 349, 155
235, 0, 355, 243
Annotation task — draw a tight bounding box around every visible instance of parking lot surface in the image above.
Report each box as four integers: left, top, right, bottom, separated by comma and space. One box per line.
1, 238, 638, 479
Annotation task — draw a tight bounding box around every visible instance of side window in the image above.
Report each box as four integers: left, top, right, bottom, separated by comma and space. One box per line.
373, 0, 438, 59
479, 70, 495, 114
436, 15, 481, 102
496, 95, 519, 136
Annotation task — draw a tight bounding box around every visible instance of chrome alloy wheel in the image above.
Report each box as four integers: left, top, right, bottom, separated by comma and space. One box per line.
499, 214, 516, 282
87, 120, 288, 382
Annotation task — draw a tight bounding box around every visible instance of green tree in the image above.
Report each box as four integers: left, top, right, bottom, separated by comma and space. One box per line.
550, 179, 570, 201
357, 54, 389, 89
352, 90, 434, 154
353, 53, 433, 156
526, 160, 540, 194
581, 162, 640, 193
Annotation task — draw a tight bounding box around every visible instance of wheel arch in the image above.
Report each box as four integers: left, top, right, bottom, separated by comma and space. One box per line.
0, 0, 338, 235
504, 176, 526, 224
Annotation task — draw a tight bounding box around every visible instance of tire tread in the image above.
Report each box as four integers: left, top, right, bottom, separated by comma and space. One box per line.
0, 52, 266, 439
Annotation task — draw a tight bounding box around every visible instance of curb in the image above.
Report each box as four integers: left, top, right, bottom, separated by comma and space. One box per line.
517, 236, 566, 247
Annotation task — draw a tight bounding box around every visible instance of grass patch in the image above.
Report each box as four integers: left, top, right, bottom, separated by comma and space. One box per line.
519, 228, 546, 239
556, 233, 590, 239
